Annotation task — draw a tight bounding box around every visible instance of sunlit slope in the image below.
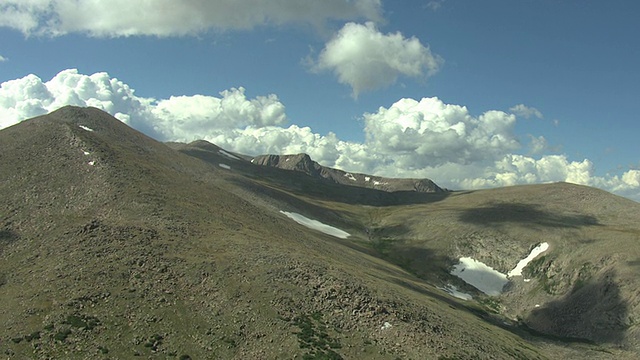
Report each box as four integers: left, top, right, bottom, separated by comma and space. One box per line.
0, 106, 596, 359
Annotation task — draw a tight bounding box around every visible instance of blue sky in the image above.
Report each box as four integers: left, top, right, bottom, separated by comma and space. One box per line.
1, 0, 639, 200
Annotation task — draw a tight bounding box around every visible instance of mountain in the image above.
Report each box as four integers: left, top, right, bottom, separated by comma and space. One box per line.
1, 106, 639, 359
250, 153, 445, 193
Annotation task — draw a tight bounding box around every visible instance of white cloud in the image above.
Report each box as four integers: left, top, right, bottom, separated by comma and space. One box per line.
528, 135, 548, 154
312, 22, 442, 97
363, 97, 519, 167
0, 69, 285, 140
0, 0, 382, 37
0, 55, 7, 62
509, 104, 543, 119
150, 88, 287, 141
1, 69, 638, 202
425, 1, 445, 11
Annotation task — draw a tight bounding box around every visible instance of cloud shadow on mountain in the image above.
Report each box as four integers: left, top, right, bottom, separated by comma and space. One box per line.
523, 270, 628, 344
458, 203, 600, 228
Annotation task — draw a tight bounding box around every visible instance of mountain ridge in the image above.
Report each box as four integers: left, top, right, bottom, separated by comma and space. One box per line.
251, 152, 445, 193
2, 106, 640, 359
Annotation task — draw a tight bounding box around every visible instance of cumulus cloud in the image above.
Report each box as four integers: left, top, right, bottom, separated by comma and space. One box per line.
1, 69, 638, 202
0, 0, 382, 37
312, 22, 442, 97
0, 69, 286, 140
527, 135, 549, 155
509, 104, 543, 119
425, 1, 445, 11
363, 97, 518, 167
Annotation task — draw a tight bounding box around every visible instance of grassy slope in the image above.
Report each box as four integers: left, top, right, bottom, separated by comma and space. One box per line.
1, 107, 638, 359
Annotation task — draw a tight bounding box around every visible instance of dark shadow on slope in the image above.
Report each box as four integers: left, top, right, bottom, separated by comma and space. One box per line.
459, 203, 600, 228
626, 259, 640, 268
524, 270, 628, 344
0, 229, 19, 255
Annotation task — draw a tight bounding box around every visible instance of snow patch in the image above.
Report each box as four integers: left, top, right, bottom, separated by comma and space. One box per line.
365, 176, 370, 182
344, 172, 356, 181
79, 125, 94, 132
373, 180, 387, 186
451, 257, 508, 296
83, 151, 90, 155
218, 149, 241, 160
439, 284, 473, 300
279, 211, 350, 239
508, 242, 549, 277
381, 322, 392, 330
218, 163, 231, 170
88, 161, 95, 166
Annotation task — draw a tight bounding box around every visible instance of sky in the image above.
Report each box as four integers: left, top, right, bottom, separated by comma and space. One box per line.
1, 0, 639, 201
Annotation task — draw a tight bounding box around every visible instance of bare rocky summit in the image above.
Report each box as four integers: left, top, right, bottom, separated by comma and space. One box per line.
1, 106, 640, 359
251, 153, 445, 193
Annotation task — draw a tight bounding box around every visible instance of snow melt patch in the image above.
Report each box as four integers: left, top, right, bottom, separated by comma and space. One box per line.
218, 149, 240, 160
451, 257, 508, 296
440, 284, 473, 301
218, 163, 231, 170
279, 211, 350, 239
508, 242, 549, 277
344, 172, 357, 181
79, 125, 94, 132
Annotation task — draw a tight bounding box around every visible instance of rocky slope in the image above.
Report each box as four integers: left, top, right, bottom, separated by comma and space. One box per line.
1, 106, 639, 359
251, 153, 445, 193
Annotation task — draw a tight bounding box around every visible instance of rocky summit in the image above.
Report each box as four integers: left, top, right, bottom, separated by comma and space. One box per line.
1, 106, 640, 359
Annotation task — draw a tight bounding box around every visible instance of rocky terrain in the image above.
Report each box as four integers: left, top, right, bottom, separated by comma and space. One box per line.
1, 106, 639, 359
251, 153, 444, 193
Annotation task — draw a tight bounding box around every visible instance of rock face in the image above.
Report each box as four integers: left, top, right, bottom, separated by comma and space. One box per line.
251, 153, 445, 193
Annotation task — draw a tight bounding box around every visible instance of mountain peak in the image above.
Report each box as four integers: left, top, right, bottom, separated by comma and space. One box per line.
251, 152, 445, 193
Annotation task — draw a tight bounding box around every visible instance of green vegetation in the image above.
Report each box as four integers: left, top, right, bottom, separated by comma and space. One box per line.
143, 334, 164, 351
292, 312, 343, 360
54, 329, 72, 342
65, 314, 100, 330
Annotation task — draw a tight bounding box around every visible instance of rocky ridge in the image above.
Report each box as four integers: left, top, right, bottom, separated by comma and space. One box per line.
251, 153, 445, 193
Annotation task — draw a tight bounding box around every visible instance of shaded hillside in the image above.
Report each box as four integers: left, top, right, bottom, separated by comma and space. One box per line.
1, 106, 639, 359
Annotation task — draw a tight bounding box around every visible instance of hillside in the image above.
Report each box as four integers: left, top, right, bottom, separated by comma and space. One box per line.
1, 106, 639, 359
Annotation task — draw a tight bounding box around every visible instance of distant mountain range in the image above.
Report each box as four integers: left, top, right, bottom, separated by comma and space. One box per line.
2, 106, 640, 359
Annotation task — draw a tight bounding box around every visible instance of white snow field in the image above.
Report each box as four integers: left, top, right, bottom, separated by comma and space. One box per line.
279, 211, 350, 239
451, 257, 509, 296
508, 242, 549, 277
451, 242, 551, 296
